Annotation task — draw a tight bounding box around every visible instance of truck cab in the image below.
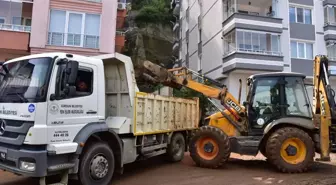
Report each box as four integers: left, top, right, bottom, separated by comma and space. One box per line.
0, 52, 199, 185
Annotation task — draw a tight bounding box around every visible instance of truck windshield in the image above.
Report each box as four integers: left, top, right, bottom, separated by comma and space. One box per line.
0, 57, 53, 103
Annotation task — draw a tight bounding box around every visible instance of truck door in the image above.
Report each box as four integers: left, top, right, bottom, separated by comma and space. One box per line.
47, 61, 98, 143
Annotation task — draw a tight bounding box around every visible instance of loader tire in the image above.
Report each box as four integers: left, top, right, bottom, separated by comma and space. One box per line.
265, 127, 314, 173
189, 126, 230, 168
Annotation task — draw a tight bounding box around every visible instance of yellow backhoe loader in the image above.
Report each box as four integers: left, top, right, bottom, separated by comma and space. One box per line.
141, 55, 336, 173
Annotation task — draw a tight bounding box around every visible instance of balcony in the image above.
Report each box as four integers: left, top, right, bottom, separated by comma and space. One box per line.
324, 5, 336, 41
172, 0, 180, 16
173, 22, 179, 32
116, 16, 126, 30
115, 31, 125, 53
47, 32, 100, 49
222, 29, 283, 73
172, 40, 179, 55
222, 0, 282, 34
0, 0, 32, 53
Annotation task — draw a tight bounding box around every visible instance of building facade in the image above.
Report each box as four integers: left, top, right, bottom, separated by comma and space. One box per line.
171, 0, 336, 101
0, 0, 119, 61
115, 0, 127, 53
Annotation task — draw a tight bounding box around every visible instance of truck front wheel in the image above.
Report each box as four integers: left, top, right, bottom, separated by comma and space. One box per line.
79, 142, 115, 185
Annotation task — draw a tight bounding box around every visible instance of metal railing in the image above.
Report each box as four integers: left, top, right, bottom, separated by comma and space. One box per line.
0, 24, 31, 32
224, 48, 282, 57
226, 4, 277, 18
116, 31, 125, 36
47, 32, 100, 49
82, 0, 101, 2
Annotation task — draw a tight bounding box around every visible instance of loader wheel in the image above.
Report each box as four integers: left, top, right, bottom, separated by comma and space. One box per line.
266, 127, 314, 173
189, 126, 230, 168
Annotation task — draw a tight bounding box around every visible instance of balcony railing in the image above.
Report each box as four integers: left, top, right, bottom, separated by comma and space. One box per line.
47, 32, 100, 49
224, 3, 277, 20
116, 31, 125, 36
224, 48, 282, 57
82, 0, 102, 3
0, 24, 31, 32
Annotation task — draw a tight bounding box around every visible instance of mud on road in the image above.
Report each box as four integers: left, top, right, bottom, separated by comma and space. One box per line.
0, 153, 336, 185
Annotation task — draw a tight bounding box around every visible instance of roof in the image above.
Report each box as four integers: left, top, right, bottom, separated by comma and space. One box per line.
4, 52, 104, 65
248, 72, 306, 79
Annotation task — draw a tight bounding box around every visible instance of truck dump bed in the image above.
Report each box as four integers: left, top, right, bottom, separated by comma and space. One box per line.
98, 53, 200, 136
134, 92, 199, 135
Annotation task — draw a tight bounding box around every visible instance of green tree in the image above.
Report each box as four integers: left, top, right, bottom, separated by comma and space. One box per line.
133, 0, 173, 26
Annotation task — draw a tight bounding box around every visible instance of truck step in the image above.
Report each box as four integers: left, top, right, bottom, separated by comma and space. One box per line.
141, 143, 167, 153
39, 170, 69, 185
47, 163, 75, 173
143, 149, 166, 158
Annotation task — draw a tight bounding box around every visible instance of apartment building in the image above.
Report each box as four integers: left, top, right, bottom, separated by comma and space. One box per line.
116, 0, 127, 53
171, 0, 336, 101
0, 0, 119, 61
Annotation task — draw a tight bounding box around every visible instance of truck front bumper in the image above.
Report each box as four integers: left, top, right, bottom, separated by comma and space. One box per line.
0, 146, 77, 177
0, 146, 48, 177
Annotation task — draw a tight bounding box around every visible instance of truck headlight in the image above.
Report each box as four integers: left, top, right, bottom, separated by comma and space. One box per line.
20, 161, 36, 172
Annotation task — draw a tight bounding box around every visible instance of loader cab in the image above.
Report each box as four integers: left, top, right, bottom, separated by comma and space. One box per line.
245, 73, 312, 135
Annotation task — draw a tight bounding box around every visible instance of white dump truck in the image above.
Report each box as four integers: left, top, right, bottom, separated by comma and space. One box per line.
0, 52, 200, 185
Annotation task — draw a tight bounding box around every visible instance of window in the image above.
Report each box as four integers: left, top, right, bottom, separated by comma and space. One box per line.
327, 44, 336, 60
58, 66, 93, 98
289, 7, 296, 23
289, 6, 312, 24
0, 17, 4, 24
251, 77, 281, 128
285, 77, 312, 117
48, 9, 101, 49
75, 69, 93, 96
290, 41, 314, 59
236, 30, 281, 55
304, 9, 312, 24
297, 8, 304, 23
325, 6, 336, 24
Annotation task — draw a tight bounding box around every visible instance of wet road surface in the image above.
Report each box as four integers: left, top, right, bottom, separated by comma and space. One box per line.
0, 153, 336, 185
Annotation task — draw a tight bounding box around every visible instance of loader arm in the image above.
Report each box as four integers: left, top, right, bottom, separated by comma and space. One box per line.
313, 55, 336, 161
142, 61, 246, 125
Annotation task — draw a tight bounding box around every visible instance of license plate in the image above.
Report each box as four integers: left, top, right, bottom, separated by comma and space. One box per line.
0, 152, 6, 159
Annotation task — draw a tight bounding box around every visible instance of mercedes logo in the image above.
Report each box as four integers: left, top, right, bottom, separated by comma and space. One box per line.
0, 120, 6, 136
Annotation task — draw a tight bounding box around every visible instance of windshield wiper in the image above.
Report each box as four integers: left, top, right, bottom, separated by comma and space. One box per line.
6, 92, 29, 103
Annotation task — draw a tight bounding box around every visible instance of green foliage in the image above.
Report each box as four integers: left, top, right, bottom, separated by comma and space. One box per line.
172, 80, 215, 115
134, 0, 173, 26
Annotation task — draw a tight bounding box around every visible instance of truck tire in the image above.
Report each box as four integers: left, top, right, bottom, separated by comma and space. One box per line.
166, 132, 186, 162
189, 126, 230, 168
78, 142, 115, 185
265, 127, 314, 173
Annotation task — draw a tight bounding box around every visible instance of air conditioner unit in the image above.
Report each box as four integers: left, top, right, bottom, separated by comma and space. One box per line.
118, 3, 126, 10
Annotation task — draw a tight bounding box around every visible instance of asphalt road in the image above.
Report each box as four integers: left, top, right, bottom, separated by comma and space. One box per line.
0, 153, 336, 185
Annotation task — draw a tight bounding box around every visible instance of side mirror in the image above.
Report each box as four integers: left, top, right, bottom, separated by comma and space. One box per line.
65, 60, 78, 85
61, 60, 78, 97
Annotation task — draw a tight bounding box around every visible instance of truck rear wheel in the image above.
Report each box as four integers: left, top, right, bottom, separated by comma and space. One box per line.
166, 132, 186, 162
79, 142, 115, 185
189, 126, 230, 168
265, 127, 314, 173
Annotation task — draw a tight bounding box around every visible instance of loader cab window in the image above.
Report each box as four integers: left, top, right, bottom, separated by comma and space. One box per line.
284, 77, 312, 118
249, 77, 281, 129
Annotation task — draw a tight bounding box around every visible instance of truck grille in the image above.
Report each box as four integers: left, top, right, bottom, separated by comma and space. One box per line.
0, 119, 34, 146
